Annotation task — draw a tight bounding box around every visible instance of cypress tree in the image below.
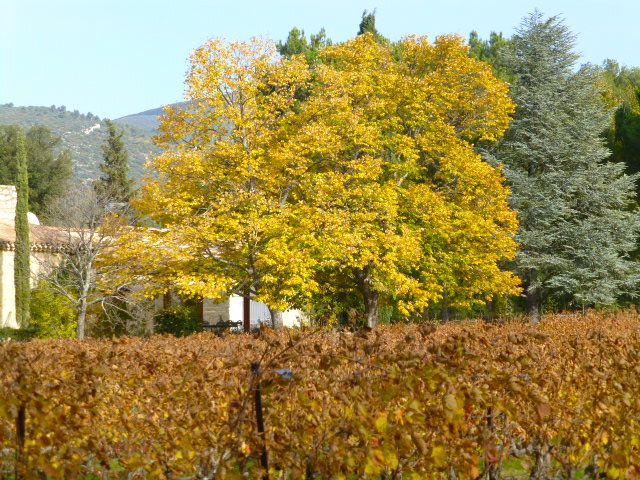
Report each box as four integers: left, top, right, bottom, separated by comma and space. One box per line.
358, 10, 378, 36
14, 129, 30, 327
488, 12, 640, 321
97, 119, 132, 204
357, 9, 389, 44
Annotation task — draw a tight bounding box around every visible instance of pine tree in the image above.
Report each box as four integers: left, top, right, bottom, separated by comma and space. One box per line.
488, 12, 640, 321
14, 129, 30, 327
0, 125, 72, 217
357, 9, 389, 44
358, 9, 378, 36
97, 119, 132, 204
277, 27, 331, 63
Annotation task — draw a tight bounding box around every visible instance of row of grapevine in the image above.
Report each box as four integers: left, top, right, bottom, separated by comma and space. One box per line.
1, 311, 640, 478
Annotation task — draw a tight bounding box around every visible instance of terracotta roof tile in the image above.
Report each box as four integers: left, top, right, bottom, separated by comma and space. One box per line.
0, 220, 71, 252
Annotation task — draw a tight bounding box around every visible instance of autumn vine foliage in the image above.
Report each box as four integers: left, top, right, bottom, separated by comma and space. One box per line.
2, 312, 640, 478
107, 33, 519, 326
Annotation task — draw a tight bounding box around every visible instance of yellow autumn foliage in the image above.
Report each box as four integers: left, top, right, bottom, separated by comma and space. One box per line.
104, 33, 520, 318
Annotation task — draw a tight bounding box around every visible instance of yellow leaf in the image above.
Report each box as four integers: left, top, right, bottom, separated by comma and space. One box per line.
374, 413, 388, 433
607, 466, 620, 479
431, 445, 447, 468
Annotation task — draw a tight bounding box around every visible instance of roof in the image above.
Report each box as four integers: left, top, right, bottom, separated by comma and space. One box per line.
0, 220, 72, 252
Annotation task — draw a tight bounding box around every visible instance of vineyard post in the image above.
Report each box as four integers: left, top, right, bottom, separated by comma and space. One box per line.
251, 362, 269, 479
15, 403, 25, 480
486, 407, 498, 480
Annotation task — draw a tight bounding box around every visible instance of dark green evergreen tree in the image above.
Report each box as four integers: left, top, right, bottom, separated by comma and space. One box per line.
25, 126, 72, 216
487, 12, 640, 321
468, 30, 513, 81
599, 60, 640, 196
277, 27, 331, 63
14, 129, 30, 327
96, 119, 132, 204
357, 9, 389, 44
277, 27, 309, 56
0, 125, 72, 217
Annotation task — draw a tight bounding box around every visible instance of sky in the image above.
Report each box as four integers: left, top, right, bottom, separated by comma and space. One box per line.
2, 0, 639, 119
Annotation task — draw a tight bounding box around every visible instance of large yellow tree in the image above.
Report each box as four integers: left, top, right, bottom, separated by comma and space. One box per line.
107, 34, 520, 327
281, 34, 519, 326
107, 38, 321, 322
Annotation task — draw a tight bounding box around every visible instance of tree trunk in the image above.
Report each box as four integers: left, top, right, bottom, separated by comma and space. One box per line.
526, 287, 540, 324
269, 308, 284, 329
486, 298, 494, 322
440, 292, 450, 322
243, 295, 251, 332
364, 294, 379, 329
530, 443, 551, 479
358, 263, 379, 329
76, 299, 87, 340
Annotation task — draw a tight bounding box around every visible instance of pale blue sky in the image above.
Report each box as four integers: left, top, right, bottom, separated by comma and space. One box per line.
2, 0, 638, 119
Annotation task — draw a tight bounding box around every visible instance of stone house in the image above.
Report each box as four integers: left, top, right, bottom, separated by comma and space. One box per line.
0, 186, 68, 328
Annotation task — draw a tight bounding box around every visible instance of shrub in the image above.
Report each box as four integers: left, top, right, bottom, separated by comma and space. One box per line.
154, 303, 201, 336
29, 283, 76, 339
0, 326, 37, 341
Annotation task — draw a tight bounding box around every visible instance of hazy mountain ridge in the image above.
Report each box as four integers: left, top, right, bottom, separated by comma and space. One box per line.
0, 104, 161, 180
115, 106, 167, 131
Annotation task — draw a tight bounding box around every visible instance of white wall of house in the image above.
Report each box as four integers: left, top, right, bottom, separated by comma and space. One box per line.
0, 185, 60, 329
202, 295, 304, 329
228, 295, 270, 327
0, 249, 59, 329
0, 250, 16, 328
0, 187, 16, 222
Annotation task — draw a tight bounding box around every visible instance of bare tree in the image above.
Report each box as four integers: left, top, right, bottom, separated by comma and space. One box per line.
39, 183, 130, 339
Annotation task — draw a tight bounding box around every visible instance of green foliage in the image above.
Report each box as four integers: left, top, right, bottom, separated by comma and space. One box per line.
357, 9, 389, 44
0, 104, 157, 180
467, 30, 513, 81
29, 284, 76, 339
154, 304, 202, 337
95, 119, 133, 203
277, 27, 331, 63
0, 327, 37, 341
25, 126, 73, 217
599, 60, 640, 196
14, 128, 30, 327
0, 125, 72, 217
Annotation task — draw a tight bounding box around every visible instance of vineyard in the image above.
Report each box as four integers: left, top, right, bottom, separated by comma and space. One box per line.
1, 311, 640, 479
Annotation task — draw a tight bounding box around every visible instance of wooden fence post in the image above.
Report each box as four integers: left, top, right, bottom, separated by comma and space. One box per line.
15, 403, 25, 480
486, 406, 498, 480
251, 362, 268, 479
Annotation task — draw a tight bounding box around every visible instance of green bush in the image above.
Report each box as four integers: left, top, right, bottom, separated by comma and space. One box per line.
154, 304, 201, 337
29, 284, 76, 339
0, 326, 37, 341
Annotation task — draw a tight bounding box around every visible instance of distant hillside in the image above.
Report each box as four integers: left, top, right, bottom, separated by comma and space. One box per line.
0, 104, 160, 180
114, 102, 186, 131
115, 106, 166, 131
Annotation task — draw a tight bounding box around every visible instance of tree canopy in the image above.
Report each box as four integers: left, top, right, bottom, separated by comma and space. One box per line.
0, 125, 72, 217
107, 33, 519, 326
95, 119, 133, 204
277, 27, 332, 63
14, 128, 30, 327
486, 13, 640, 320
598, 60, 640, 194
